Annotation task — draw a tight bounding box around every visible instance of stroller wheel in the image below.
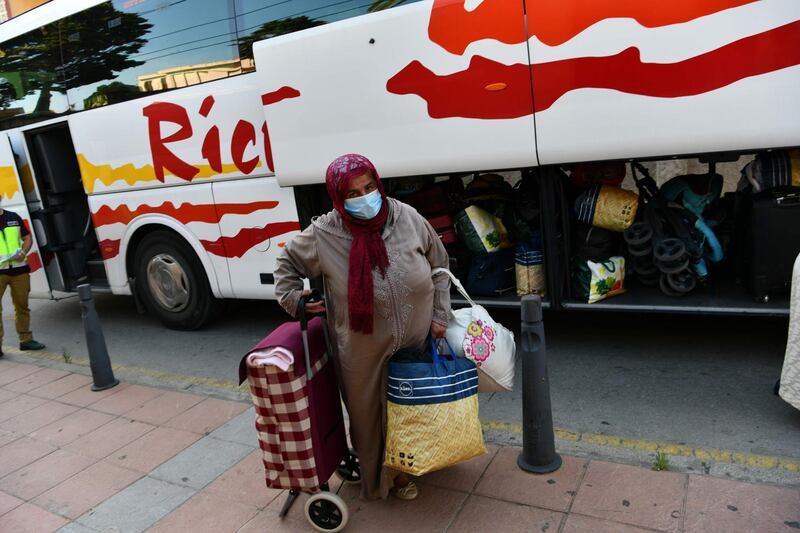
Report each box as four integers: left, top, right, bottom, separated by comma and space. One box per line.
667, 270, 697, 294
633, 259, 658, 277
306, 492, 349, 533
654, 238, 686, 263
659, 273, 685, 297
336, 452, 361, 485
655, 256, 690, 275
627, 243, 653, 257
624, 222, 653, 246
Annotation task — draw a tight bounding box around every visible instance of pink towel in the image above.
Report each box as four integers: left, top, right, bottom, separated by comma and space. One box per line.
247, 347, 294, 372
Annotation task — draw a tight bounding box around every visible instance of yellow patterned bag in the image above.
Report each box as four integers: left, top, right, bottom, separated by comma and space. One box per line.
384, 340, 486, 476
575, 184, 639, 232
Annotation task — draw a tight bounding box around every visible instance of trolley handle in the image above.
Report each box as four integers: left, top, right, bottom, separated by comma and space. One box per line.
297, 290, 324, 381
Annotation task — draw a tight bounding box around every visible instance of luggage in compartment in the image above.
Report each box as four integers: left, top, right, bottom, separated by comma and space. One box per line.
465, 248, 515, 297
739, 188, 800, 302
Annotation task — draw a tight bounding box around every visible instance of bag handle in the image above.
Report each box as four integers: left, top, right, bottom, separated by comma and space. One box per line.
431, 267, 477, 308
297, 289, 323, 380
429, 336, 457, 364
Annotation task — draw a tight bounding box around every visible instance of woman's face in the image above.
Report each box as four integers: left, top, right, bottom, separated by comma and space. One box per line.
345, 172, 378, 199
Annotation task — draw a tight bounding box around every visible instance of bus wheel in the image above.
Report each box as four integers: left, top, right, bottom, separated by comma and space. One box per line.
134, 231, 221, 330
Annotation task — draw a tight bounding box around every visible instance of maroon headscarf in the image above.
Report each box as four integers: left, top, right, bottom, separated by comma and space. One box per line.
325, 154, 390, 334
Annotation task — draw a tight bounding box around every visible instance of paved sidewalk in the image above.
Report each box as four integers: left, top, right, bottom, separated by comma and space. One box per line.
0, 359, 798, 533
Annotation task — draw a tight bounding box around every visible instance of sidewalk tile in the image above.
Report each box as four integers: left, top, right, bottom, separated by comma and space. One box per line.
58, 382, 130, 408
571, 460, 686, 533
56, 523, 98, 533
148, 490, 259, 533
206, 408, 257, 447
0, 387, 17, 404
123, 390, 204, 425
203, 449, 283, 509
684, 475, 800, 533
63, 417, 155, 460
1, 502, 68, 532
0, 428, 19, 447
449, 494, 563, 532
0, 363, 43, 386
474, 447, 586, 511
0, 436, 56, 478
107, 426, 201, 474
86, 384, 164, 415
164, 397, 249, 435
419, 444, 499, 493
0, 394, 47, 422
4, 368, 70, 394
339, 484, 468, 532
33, 459, 143, 520
0, 449, 96, 500
238, 510, 306, 533
30, 374, 93, 400
0, 489, 24, 516
562, 514, 655, 532
29, 409, 115, 447
0, 400, 78, 435
149, 436, 252, 490
76, 476, 194, 533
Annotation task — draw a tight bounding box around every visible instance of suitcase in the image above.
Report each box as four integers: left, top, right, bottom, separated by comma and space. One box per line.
239, 296, 358, 530
428, 213, 459, 246
740, 188, 800, 302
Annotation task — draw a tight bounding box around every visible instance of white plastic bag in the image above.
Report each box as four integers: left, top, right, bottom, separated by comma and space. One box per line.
433, 268, 516, 392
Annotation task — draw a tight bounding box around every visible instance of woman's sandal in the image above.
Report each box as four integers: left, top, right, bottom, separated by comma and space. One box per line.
391, 480, 419, 501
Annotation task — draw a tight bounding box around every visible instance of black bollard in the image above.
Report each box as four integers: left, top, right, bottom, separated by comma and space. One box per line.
517, 294, 562, 473
78, 284, 119, 391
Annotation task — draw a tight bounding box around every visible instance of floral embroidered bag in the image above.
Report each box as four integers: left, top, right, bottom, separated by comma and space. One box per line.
433, 268, 516, 392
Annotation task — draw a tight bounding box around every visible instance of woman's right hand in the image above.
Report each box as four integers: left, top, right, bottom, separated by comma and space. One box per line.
302, 289, 326, 315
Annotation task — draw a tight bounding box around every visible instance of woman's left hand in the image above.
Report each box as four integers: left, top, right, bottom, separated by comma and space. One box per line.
430, 321, 447, 339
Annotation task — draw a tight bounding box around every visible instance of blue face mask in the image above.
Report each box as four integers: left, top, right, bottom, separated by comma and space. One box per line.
344, 189, 382, 220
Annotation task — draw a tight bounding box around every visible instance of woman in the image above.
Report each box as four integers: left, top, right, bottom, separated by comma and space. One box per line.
274, 154, 451, 501
779, 253, 800, 411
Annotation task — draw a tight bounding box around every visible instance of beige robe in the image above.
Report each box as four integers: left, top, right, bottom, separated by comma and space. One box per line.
780, 254, 800, 411
274, 198, 451, 499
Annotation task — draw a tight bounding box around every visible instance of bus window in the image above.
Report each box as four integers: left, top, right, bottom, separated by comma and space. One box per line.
235, 0, 425, 71
63, 0, 240, 112
0, 24, 70, 130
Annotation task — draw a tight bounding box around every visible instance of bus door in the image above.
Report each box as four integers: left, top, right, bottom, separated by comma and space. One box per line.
19, 122, 104, 294
0, 133, 52, 298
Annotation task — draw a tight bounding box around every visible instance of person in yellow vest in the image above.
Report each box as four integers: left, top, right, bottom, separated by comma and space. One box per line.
0, 207, 45, 357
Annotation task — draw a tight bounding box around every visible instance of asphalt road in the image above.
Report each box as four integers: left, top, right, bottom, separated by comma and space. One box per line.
5, 291, 799, 480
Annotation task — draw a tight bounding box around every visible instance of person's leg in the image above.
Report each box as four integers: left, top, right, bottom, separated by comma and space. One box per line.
0, 275, 8, 354
10, 273, 42, 349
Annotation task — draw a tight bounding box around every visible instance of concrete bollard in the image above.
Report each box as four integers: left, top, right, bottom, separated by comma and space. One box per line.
78, 284, 119, 391
517, 294, 562, 473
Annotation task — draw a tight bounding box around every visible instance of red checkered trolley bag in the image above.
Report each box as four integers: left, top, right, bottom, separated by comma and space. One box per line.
238, 295, 359, 532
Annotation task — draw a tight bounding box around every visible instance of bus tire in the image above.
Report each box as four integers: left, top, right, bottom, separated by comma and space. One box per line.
133, 230, 221, 330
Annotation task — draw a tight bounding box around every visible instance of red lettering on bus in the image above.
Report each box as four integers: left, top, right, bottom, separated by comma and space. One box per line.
201, 126, 222, 173
261, 121, 274, 173
142, 102, 199, 181
231, 120, 259, 174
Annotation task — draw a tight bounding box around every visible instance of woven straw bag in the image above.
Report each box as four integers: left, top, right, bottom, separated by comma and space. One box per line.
575, 184, 639, 232
384, 340, 486, 476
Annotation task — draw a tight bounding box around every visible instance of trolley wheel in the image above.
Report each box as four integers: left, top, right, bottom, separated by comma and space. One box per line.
653, 238, 686, 263
623, 222, 653, 246
336, 453, 361, 485
305, 492, 349, 533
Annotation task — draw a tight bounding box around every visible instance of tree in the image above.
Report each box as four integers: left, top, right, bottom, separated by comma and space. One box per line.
0, 3, 152, 114
237, 16, 325, 61
369, 0, 410, 12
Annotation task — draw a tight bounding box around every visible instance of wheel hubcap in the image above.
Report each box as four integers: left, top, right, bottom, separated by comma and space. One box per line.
146, 253, 190, 312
